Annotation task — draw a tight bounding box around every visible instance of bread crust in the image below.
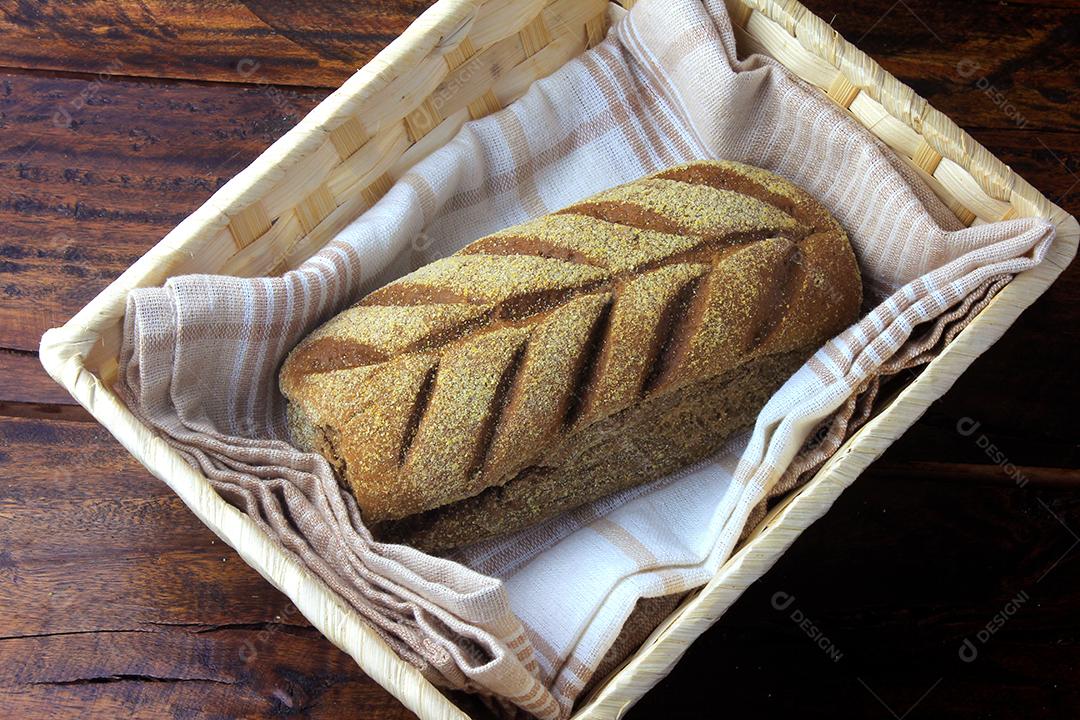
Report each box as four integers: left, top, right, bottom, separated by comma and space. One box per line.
280, 161, 862, 548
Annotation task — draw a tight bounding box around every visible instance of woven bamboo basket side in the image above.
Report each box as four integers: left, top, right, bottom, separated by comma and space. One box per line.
200, 0, 611, 276
44, 343, 472, 720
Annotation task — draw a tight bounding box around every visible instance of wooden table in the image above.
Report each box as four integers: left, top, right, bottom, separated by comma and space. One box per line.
1, 1, 1076, 717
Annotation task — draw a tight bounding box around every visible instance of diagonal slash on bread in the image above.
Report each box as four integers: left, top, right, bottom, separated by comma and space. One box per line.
280, 160, 862, 551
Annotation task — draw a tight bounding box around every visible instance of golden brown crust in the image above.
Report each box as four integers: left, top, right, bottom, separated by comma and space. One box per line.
280, 160, 862, 542
374, 345, 817, 552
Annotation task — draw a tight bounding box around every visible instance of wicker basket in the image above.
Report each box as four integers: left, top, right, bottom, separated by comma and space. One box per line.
39, 0, 1077, 717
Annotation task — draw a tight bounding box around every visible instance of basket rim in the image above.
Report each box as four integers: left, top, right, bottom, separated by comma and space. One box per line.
38, 0, 1078, 718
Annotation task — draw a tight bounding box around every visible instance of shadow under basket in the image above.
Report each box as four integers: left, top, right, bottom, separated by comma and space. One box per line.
39, 0, 1077, 718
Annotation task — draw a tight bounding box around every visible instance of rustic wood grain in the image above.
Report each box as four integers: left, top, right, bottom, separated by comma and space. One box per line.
0, 0, 431, 88
0, 0, 1076, 718
0, 415, 416, 717
3, 627, 418, 719
0, 71, 326, 353
0, 349, 78, 405
629, 471, 1080, 719
1, 416, 282, 634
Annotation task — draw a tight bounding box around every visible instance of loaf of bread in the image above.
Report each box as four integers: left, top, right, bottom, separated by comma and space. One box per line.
280, 160, 862, 552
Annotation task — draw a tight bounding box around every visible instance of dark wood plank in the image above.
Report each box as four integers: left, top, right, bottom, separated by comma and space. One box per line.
0, 414, 415, 718
0, 72, 327, 352
1, 415, 290, 633
880, 239, 1079, 469
0, 349, 77, 405
0, 0, 432, 88
2, 627, 417, 719
629, 465, 1080, 719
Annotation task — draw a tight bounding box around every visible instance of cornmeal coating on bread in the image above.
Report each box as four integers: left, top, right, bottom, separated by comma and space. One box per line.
280, 160, 862, 551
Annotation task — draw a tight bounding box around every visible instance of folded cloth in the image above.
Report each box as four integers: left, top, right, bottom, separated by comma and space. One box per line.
117, 0, 1055, 716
